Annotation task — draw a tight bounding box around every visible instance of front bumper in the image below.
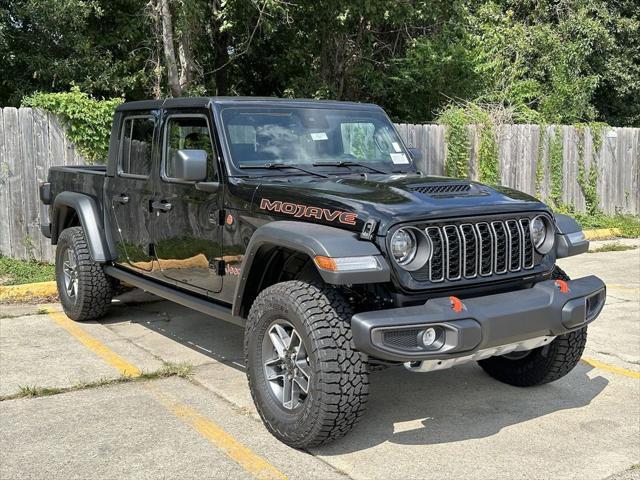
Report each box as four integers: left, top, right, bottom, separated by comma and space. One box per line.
351, 276, 606, 363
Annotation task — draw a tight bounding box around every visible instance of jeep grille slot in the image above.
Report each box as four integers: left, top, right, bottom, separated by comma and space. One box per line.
411, 217, 538, 283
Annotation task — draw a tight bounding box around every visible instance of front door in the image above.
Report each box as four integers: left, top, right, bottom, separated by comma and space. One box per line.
106, 111, 158, 272
149, 110, 223, 295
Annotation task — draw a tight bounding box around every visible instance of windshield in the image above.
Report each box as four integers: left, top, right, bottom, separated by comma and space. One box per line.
220, 106, 414, 173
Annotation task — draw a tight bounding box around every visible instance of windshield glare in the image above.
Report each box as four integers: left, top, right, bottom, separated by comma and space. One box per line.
221, 107, 413, 172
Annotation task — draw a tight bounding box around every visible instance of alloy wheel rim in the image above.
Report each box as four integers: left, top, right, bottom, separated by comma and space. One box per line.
262, 320, 311, 410
62, 248, 79, 301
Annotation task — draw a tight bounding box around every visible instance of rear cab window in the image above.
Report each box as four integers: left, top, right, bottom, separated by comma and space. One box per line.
119, 115, 155, 178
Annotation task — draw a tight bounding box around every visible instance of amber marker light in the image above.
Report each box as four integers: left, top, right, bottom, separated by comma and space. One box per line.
313, 255, 381, 272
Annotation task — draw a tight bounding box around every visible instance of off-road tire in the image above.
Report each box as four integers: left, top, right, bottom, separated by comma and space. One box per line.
56, 226, 114, 321
244, 280, 369, 448
478, 266, 587, 386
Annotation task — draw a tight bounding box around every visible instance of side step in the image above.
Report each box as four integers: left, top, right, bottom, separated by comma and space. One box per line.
104, 266, 244, 327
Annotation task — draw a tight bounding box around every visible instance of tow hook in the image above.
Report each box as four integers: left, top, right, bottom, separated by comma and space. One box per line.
449, 296, 464, 313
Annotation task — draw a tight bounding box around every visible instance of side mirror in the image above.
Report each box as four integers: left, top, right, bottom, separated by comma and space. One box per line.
407, 147, 423, 162
175, 149, 207, 181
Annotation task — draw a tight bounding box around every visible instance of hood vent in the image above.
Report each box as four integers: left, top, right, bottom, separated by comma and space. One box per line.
408, 182, 477, 197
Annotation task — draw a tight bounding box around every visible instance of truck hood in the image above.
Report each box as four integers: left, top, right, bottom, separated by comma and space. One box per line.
233, 173, 549, 235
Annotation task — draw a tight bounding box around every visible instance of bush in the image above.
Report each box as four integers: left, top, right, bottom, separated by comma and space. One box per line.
22, 86, 123, 164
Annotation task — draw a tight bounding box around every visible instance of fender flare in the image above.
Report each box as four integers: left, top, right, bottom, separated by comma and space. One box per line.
232, 221, 390, 317
51, 192, 115, 262
554, 213, 589, 258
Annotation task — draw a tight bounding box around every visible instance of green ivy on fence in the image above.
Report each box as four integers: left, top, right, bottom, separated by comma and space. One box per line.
22, 86, 123, 164
438, 101, 501, 184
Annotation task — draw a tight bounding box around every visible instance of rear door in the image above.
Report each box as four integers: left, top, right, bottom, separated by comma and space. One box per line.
105, 111, 158, 271
149, 109, 223, 294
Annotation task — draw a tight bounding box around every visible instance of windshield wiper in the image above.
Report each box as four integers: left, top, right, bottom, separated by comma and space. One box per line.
312, 161, 388, 174
238, 162, 328, 178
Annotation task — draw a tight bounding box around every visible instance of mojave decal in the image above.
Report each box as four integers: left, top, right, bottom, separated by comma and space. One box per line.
260, 198, 357, 225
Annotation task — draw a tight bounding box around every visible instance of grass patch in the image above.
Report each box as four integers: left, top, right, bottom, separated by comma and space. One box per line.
573, 213, 640, 238
588, 242, 638, 253
2, 362, 193, 401
0, 256, 55, 286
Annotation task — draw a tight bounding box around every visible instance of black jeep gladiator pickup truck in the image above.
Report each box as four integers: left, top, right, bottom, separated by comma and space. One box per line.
40, 97, 606, 448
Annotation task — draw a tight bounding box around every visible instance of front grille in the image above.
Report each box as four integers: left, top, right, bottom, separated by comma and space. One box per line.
411, 216, 538, 283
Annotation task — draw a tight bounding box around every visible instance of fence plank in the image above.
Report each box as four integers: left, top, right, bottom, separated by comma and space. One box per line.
0, 109, 10, 258
4, 108, 27, 259
18, 108, 41, 261
33, 109, 52, 261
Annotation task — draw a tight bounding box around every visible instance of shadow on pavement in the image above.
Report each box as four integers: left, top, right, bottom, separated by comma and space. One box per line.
103, 291, 609, 451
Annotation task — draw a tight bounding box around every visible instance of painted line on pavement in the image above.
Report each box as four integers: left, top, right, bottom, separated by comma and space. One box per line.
46, 308, 141, 377
44, 308, 288, 480
582, 357, 640, 379
148, 384, 287, 480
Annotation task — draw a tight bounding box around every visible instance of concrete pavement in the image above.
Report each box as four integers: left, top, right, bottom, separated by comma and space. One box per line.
1, 242, 638, 479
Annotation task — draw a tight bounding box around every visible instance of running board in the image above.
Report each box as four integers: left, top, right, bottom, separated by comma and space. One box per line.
104, 266, 244, 327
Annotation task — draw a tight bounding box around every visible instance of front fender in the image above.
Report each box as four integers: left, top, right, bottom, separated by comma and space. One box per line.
554, 213, 589, 258
51, 192, 115, 262
232, 221, 390, 316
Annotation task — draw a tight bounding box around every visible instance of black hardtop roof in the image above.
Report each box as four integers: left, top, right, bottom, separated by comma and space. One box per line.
115, 96, 382, 112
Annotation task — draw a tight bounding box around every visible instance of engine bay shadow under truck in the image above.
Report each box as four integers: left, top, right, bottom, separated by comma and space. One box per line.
39, 97, 606, 448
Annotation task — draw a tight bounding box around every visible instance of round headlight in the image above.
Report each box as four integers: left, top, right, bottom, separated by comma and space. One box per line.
391, 228, 417, 266
390, 227, 432, 271
530, 215, 554, 254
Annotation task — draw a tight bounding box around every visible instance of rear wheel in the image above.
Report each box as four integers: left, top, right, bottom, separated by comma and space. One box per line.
478, 266, 587, 386
55, 227, 114, 321
245, 280, 369, 448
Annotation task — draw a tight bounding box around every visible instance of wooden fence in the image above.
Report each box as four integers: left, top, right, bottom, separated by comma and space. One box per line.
0, 107, 638, 262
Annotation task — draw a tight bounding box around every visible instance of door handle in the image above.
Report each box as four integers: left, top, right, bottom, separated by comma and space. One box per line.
112, 194, 129, 204
151, 200, 172, 212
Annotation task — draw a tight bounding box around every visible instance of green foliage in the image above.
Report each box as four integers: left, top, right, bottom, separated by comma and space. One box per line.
439, 106, 471, 179
573, 213, 640, 238
438, 102, 501, 183
2, 0, 638, 127
574, 123, 608, 215
0, 256, 55, 285
547, 127, 566, 210
22, 87, 123, 163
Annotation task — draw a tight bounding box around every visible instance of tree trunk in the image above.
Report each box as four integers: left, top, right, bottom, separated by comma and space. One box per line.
158, 0, 182, 97
178, 32, 194, 91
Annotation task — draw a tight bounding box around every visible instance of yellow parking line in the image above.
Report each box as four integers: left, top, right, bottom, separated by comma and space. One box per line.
149, 385, 287, 480
46, 308, 141, 378
45, 308, 287, 479
582, 357, 640, 379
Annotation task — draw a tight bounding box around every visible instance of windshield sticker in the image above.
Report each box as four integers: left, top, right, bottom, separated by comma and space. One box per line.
260, 198, 357, 225
390, 153, 409, 164
392, 142, 402, 152
310, 132, 328, 141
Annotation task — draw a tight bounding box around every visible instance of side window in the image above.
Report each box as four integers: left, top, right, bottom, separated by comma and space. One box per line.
120, 116, 155, 177
164, 116, 217, 181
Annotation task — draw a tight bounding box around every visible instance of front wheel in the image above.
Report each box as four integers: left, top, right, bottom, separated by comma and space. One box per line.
478, 266, 587, 386
55, 226, 114, 321
244, 281, 369, 448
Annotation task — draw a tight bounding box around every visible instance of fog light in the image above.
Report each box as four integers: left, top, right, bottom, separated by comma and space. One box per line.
422, 328, 437, 347
420, 326, 445, 351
